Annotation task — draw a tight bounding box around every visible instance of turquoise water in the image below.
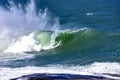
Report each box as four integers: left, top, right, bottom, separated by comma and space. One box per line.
0, 0, 120, 79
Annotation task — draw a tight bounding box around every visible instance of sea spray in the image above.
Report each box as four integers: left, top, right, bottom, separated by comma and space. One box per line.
0, 0, 59, 52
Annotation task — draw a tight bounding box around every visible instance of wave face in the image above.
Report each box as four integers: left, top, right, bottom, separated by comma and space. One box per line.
0, 0, 120, 80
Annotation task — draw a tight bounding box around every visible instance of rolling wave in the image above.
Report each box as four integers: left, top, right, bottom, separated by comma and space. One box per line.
4, 27, 120, 54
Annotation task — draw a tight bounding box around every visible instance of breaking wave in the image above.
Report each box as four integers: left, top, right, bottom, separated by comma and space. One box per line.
3, 27, 120, 54
0, 0, 59, 52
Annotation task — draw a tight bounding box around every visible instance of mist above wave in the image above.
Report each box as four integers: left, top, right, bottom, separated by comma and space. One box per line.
0, 0, 59, 51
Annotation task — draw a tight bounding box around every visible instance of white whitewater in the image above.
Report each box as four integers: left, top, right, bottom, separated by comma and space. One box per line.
4, 33, 42, 53
4, 31, 60, 53
0, 62, 120, 80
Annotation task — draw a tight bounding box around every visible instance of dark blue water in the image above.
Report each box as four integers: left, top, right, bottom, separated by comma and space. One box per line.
46, 0, 120, 32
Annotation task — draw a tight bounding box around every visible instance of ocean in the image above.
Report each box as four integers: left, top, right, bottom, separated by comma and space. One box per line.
0, 0, 120, 80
